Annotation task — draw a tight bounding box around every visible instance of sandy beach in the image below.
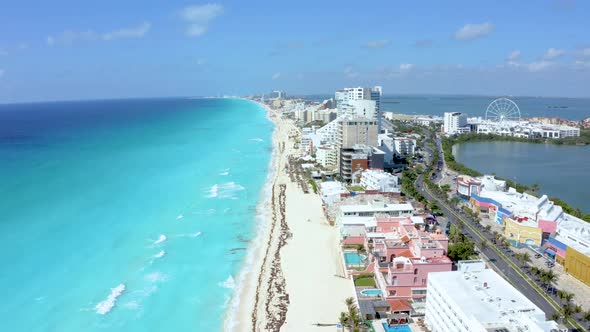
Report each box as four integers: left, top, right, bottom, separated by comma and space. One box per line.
225, 100, 353, 331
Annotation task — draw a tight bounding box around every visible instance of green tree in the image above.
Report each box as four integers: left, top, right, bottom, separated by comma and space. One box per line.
339, 297, 367, 332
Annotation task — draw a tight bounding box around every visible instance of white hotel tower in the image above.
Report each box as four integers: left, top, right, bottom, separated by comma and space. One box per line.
425, 260, 564, 332
335, 86, 383, 132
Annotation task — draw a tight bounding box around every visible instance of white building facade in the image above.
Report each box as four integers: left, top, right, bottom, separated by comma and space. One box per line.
443, 112, 468, 135
359, 169, 400, 193
335, 86, 383, 132
425, 260, 563, 332
316, 145, 338, 169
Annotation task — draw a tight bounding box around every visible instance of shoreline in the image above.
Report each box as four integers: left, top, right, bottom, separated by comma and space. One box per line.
224, 99, 354, 331
223, 99, 282, 331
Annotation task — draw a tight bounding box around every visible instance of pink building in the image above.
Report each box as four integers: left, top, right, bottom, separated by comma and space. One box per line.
366, 217, 452, 307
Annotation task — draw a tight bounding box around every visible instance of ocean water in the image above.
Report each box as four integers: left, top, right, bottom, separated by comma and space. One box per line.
0, 98, 273, 331
453, 141, 590, 212
302, 94, 590, 120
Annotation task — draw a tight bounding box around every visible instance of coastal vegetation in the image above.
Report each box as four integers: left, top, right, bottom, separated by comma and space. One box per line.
447, 224, 477, 261
446, 130, 590, 146
339, 297, 370, 332
353, 274, 377, 287
441, 136, 590, 222
309, 179, 318, 194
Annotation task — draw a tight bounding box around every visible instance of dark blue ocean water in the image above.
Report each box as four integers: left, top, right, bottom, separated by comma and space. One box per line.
0, 98, 272, 331
301, 94, 590, 121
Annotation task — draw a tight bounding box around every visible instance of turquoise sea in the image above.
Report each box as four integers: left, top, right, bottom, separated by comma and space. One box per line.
0, 98, 273, 331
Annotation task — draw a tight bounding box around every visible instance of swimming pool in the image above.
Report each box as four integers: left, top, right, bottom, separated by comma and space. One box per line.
344, 252, 366, 265
360, 289, 382, 296
382, 323, 411, 332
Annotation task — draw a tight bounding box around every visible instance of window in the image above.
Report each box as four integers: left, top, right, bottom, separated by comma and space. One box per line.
414, 268, 418, 275
392, 276, 398, 285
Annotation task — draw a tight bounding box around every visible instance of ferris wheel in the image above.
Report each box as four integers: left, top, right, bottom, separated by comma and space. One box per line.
485, 98, 521, 122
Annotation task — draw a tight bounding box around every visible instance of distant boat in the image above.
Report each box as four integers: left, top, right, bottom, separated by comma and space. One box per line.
547, 105, 569, 109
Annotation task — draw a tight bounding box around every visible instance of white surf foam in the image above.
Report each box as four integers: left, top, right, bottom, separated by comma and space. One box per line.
176, 231, 202, 238
219, 168, 230, 176
145, 272, 168, 283
223, 108, 279, 331
207, 182, 245, 199
249, 138, 264, 142
154, 234, 167, 245
176, 214, 184, 220
153, 250, 165, 258
219, 275, 235, 289
207, 184, 219, 198
95, 284, 125, 315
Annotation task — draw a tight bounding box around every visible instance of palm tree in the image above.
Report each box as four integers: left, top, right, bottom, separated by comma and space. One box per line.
564, 291, 574, 304
582, 310, 590, 322
485, 225, 491, 232
573, 304, 582, 314
514, 253, 523, 265
339, 297, 365, 332
551, 312, 561, 322
562, 305, 574, 322
531, 266, 540, 277
522, 252, 531, 266
557, 290, 566, 304
479, 240, 488, 250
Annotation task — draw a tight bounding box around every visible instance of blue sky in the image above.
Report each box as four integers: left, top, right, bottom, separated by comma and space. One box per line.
1, 0, 589, 102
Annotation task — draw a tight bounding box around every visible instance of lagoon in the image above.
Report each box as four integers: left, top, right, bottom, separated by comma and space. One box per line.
452, 141, 590, 212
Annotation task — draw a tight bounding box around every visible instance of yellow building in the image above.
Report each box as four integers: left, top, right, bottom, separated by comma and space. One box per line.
504, 218, 543, 247
565, 247, 590, 286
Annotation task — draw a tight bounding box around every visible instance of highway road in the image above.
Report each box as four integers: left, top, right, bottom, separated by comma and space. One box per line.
417, 135, 581, 331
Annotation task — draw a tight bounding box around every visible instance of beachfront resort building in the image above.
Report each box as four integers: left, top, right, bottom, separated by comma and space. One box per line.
424, 260, 563, 332
340, 118, 379, 148
316, 145, 338, 169
337, 200, 414, 237
319, 181, 348, 205
369, 217, 452, 313
359, 169, 400, 193
335, 86, 383, 132
443, 112, 469, 135
340, 144, 385, 183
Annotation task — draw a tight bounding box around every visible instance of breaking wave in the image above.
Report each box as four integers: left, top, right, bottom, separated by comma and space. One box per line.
95, 284, 125, 315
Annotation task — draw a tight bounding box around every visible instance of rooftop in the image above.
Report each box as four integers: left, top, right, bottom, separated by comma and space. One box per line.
428, 262, 558, 331
340, 200, 413, 213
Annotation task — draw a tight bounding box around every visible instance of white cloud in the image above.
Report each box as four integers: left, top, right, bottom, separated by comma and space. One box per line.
543, 48, 565, 60
507, 50, 521, 62
580, 48, 590, 57
454, 22, 494, 41
0, 69, 4, 78
528, 61, 552, 72
46, 30, 98, 46
399, 63, 414, 72
363, 39, 390, 49
344, 66, 359, 78
181, 4, 223, 37
272, 72, 281, 80
102, 22, 151, 41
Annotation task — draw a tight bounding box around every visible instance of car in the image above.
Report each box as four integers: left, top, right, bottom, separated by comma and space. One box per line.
534, 253, 541, 259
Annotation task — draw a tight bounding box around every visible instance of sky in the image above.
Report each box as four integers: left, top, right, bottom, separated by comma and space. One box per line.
1, 0, 590, 102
